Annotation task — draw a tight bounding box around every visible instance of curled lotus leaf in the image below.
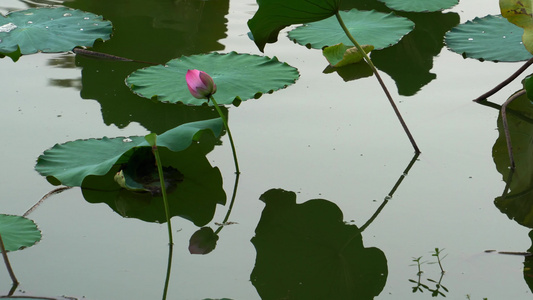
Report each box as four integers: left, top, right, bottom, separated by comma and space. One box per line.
35, 118, 223, 187
500, 0, 533, 54
247, 0, 341, 51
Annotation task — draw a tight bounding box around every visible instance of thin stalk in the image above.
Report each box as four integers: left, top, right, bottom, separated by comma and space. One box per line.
0, 233, 18, 285
151, 143, 174, 245
473, 57, 533, 102
359, 152, 419, 232
335, 11, 420, 154
162, 243, 173, 300
215, 173, 240, 235
209, 96, 241, 174
23, 186, 72, 217
501, 89, 526, 170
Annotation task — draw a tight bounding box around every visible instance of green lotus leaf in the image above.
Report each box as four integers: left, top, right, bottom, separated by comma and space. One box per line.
81, 144, 226, 226
35, 118, 223, 187
0, 214, 41, 252
0, 7, 112, 61
323, 43, 374, 67
126, 52, 299, 106
445, 15, 532, 62
378, 0, 458, 12
493, 91, 533, 228
247, 0, 341, 51
288, 9, 414, 50
500, 0, 533, 54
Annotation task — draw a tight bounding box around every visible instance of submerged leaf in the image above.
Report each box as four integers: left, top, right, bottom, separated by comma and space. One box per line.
247, 0, 341, 51
378, 0, 459, 12
288, 9, 414, 50
323, 43, 374, 67
35, 118, 223, 187
500, 0, 533, 54
445, 15, 532, 62
126, 52, 299, 106
0, 7, 112, 61
0, 214, 41, 252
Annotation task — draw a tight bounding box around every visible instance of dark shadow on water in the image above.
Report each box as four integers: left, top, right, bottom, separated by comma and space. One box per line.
250, 153, 419, 299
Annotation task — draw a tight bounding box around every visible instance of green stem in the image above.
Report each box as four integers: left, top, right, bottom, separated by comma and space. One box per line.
335, 11, 420, 154
151, 143, 173, 245
162, 243, 173, 300
209, 96, 241, 174
215, 173, 240, 235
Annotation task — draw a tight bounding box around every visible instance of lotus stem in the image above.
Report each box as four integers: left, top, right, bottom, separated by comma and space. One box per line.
215, 173, 240, 235
209, 96, 241, 174
146, 135, 174, 245
473, 57, 533, 102
0, 233, 18, 285
335, 11, 420, 154
501, 89, 526, 170
162, 243, 173, 300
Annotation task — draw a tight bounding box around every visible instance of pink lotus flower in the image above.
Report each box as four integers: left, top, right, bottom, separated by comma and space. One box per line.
186, 69, 217, 99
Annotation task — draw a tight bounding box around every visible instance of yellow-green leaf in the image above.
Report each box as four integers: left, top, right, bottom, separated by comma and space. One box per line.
500, 0, 533, 53
322, 43, 374, 67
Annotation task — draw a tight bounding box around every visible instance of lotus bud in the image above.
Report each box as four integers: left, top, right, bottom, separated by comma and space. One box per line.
185, 69, 217, 99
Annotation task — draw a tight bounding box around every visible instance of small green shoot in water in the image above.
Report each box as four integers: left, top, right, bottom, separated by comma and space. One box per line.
429, 248, 447, 274
410, 256, 426, 275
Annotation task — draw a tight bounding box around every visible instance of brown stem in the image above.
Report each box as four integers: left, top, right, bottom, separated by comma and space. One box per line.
0, 233, 18, 285
473, 57, 533, 102
335, 12, 420, 153
501, 89, 526, 170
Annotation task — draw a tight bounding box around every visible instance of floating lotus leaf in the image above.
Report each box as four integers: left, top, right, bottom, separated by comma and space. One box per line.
80, 144, 225, 226
35, 118, 223, 187
0, 7, 112, 61
247, 0, 341, 51
288, 9, 414, 50
126, 52, 299, 106
0, 214, 41, 252
323, 43, 374, 67
445, 15, 532, 62
378, 0, 458, 12
500, 0, 533, 54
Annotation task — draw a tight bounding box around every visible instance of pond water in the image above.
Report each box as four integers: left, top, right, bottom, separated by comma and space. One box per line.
1, 0, 533, 299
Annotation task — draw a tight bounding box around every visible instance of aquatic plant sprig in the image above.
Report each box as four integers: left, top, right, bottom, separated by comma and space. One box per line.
186, 69, 240, 174
429, 247, 447, 273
